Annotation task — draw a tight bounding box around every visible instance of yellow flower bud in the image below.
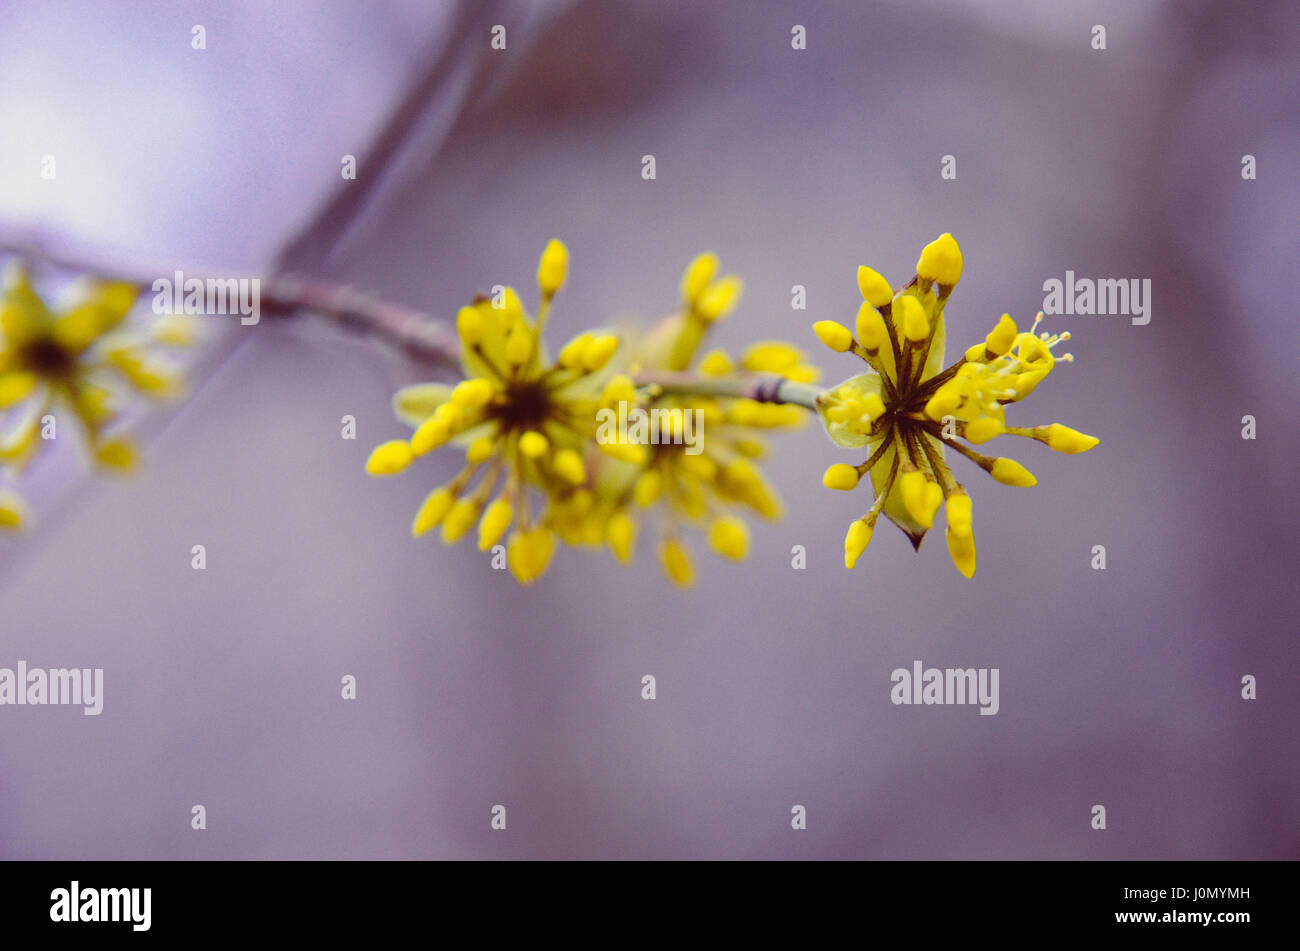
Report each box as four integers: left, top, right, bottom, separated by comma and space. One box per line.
451, 377, 494, 409
945, 528, 977, 578
823, 463, 860, 491
855, 303, 888, 352
597, 376, 633, 409
505, 323, 533, 365
456, 305, 482, 346
925, 386, 962, 421
945, 493, 973, 539
477, 498, 513, 550
411, 487, 454, 536
813, 320, 854, 353
985, 314, 1017, 356
466, 436, 495, 464
681, 252, 719, 304
660, 537, 695, 586
519, 431, 549, 459
964, 417, 1004, 444
856, 266, 894, 307
695, 275, 742, 322
553, 448, 587, 484
559, 333, 593, 368
607, 512, 636, 563
916, 232, 963, 285
679, 452, 716, 480
896, 295, 930, 342
1045, 423, 1099, 454
990, 457, 1037, 487
899, 469, 927, 522
844, 518, 873, 569
410, 417, 450, 456
634, 469, 663, 507
708, 516, 749, 560
599, 440, 647, 464
366, 439, 414, 476
440, 498, 480, 543
507, 527, 555, 585
537, 238, 569, 297
698, 349, 733, 376
581, 334, 619, 372
921, 481, 943, 528
742, 341, 802, 373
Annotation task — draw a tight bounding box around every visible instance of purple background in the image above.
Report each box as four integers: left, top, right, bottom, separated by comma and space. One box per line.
1, 0, 1297, 859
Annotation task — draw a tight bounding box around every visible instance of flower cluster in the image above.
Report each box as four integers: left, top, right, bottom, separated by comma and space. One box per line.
365, 240, 634, 584
0, 264, 191, 531
367, 243, 813, 587
812, 233, 1098, 577
600, 253, 815, 586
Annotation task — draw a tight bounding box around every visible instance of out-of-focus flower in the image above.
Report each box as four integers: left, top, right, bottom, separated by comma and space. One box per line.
813, 233, 1098, 577
598, 253, 818, 587
366, 239, 626, 585
0, 263, 191, 531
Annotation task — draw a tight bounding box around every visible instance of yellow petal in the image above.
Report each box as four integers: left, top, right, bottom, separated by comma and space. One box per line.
393, 382, 454, 428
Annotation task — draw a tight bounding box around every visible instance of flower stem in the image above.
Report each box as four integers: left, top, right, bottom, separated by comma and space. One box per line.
634, 372, 822, 410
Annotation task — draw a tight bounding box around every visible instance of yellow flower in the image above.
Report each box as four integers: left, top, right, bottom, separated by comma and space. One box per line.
0, 264, 189, 514
599, 253, 817, 586
367, 240, 622, 585
814, 233, 1098, 578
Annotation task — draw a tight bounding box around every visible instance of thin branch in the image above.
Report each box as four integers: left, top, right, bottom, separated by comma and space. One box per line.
260, 274, 462, 374
635, 372, 822, 410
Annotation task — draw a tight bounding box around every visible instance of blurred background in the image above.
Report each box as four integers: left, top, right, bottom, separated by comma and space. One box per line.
0, 0, 1296, 859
